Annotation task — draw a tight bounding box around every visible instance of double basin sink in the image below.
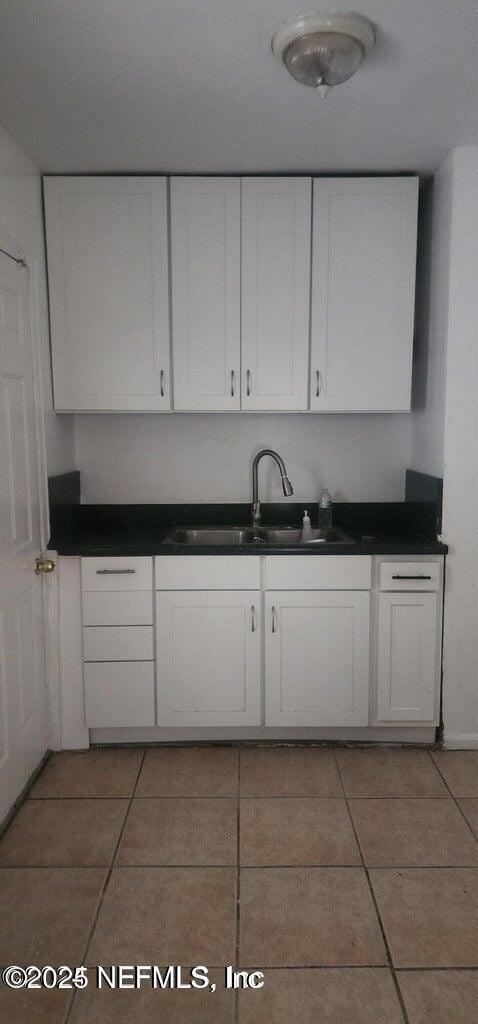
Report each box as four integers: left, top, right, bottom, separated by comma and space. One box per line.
164, 525, 354, 546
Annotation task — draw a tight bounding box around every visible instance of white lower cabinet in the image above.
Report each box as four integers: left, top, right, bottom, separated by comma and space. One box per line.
84, 662, 155, 727
265, 591, 370, 727
375, 592, 440, 723
156, 590, 261, 726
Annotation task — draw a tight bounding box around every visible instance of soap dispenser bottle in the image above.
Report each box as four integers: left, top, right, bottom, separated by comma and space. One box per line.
301, 509, 312, 542
318, 489, 333, 530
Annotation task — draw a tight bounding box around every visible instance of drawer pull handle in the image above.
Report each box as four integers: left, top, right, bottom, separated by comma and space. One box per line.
96, 569, 136, 575
391, 574, 432, 580
271, 606, 278, 633
251, 604, 256, 632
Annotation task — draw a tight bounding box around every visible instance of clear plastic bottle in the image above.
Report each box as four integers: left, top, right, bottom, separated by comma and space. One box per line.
301, 509, 312, 542
318, 489, 333, 530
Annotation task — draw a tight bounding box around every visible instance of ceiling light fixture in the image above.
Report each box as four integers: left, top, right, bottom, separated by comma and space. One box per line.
271, 11, 375, 97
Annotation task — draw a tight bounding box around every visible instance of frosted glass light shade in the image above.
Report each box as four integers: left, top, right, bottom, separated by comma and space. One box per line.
272, 11, 375, 93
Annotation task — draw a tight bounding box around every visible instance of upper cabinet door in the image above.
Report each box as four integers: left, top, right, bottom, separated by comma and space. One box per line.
44, 177, 171, 412
171, 178, 240, 411
241, 178, 311, 411
310, 177, 418, 412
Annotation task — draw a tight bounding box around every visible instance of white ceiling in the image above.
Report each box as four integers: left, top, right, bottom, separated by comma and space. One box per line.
0, 0, 477, 174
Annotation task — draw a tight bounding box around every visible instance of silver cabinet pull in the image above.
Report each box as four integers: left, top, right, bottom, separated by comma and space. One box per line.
271, 606, 278, 633
316, 370, 321, 397
392, 574, 432, 581
160, 369, 165, 398
251, 604, 256, 632
246, 369, 252, 397
230, 370, 235, 397
96, 569, 136, 575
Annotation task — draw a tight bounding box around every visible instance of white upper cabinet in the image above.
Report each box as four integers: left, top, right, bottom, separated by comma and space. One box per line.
241, 177, 311, 411
310, 177, 418, 412
44, 176, 171, 412
171, 178, 241, 410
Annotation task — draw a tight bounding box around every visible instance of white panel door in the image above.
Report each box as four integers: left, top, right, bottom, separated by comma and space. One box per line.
156, 591, 261, 726
376, 592, 439, 723
171, 178, 240, 410
310, 177, 418, 411
0, 253, 48, 822
241, 177, 311, 410
44, 177, 171, 411
265, 591, 370, 726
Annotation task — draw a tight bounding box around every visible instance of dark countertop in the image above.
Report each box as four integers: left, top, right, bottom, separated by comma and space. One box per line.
48, 501, 447, 557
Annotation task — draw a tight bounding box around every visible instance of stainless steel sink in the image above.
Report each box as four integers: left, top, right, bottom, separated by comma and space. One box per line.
164, 525, 354, 546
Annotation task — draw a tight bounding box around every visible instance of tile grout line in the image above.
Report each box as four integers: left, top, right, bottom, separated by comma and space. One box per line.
332, 750, 410, 1024
427, 751, 478, 847
64, 749, 147, 1024
234, 748, 241, 1024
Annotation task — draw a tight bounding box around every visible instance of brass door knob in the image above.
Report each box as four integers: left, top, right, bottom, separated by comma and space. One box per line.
35, 557, 56, 575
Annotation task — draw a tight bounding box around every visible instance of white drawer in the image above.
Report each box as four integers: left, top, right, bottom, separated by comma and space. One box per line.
83, 625, 153, 662
265, 555, 372, 590
81, 556, 152, 591
155, 555, 261, 590
379, 561, 441, 592
84, 661, 155, 727
82, 590, 153, 626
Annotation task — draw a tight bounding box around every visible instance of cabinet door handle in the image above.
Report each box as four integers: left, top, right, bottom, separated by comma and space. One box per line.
391, 574, 432, 580
251, 604, 256, 632
271, 606, 278, 633
231, 370, 235, 397
316, 370, 321, 397
246, 369, 252, 397
96, 568, 136, 575
160, 369, 165, 398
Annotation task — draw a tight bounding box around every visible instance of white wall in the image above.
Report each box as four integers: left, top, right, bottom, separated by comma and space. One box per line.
410, 166, 452, 476
74, 412, 411, 504
0, 123, 74, 479
438, 147, 478, 748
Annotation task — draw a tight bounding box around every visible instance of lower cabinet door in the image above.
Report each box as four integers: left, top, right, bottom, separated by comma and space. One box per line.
265, 591, 370, 726
376, 592, 440, 723
156, 590, 261, 726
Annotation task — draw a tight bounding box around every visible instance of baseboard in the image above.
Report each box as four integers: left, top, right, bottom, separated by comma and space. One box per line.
442, 732, 478, 749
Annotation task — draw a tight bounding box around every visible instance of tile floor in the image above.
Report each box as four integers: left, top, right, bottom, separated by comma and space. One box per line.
0, 745, 477, 1022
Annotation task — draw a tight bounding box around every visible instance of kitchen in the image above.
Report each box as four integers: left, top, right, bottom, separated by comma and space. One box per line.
0, 3, 477, 1022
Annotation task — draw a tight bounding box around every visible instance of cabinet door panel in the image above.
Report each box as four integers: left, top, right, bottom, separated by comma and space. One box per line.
156, 591, 261, 726
376, 592, 439, 723
311, 177, 418, 411
242, 178, 311, 410
171, 178, 240, 410
44, 176, 171, 411
265, 591, 370, 726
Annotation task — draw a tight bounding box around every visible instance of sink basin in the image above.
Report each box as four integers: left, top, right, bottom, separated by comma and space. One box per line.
164, 526, 354, 546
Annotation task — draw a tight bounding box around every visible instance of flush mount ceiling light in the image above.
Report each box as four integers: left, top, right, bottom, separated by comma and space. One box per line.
271, 11, 375, 97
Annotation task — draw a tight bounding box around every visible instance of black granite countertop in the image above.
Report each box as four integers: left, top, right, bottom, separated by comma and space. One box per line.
48, 496, 447, 557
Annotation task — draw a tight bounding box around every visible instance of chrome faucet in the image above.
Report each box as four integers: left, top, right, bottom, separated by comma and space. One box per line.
252, 449, 294, 525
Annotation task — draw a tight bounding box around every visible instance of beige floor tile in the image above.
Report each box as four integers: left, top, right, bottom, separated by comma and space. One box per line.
136, 747, 238, 797
69, 968, 233, 1023
370, 868, 478, 967
398, 969, 478, 1024
239, 968, 403, 1024
239, 867, 386, 966
88, 867, 236, 966
350, 798, 478, 866
0, 986, 70, 1024
0, 868, 106, 964
240, 798, 360, 866
432, 752, 478, 798
337, 749, 448, 798
240, 748, 342, 797
29, 749, 143, 798
116, 798, 237, 865
459, 800, 478, 838
0, 799, 128, 866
